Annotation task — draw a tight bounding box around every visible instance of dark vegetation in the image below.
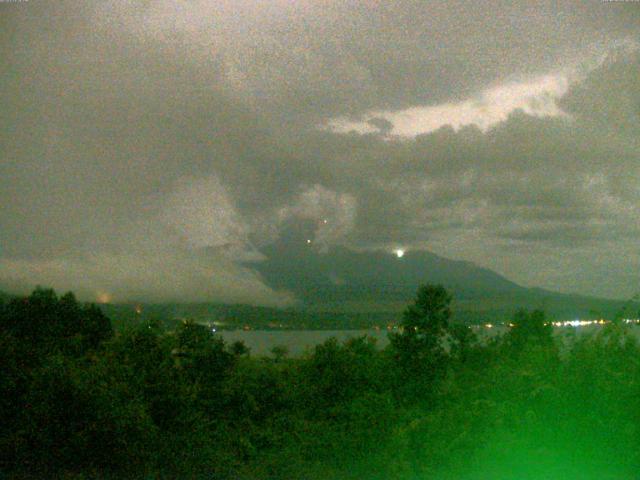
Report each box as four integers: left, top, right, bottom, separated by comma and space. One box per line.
2, 286, 640, 479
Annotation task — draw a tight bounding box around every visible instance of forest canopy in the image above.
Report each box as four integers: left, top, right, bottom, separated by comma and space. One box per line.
1, 286, 640, 479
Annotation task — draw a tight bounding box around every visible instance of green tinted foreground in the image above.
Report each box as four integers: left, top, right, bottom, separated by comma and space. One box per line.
1, 287, 639, 479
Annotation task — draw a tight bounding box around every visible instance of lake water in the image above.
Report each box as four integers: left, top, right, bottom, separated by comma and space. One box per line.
218, 324, 640, 356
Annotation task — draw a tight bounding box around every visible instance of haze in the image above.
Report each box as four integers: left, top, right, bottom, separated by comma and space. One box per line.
1, 1, 639, 303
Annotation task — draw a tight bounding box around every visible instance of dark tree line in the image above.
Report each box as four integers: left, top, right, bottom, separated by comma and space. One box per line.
1, 285, 639, 479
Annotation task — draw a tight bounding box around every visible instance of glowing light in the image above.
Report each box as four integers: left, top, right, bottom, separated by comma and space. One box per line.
306, 239, 312, 244
97, 292, 112, 304
395, 249, 405, 258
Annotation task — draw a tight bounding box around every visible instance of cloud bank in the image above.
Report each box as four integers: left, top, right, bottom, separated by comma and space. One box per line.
0, 1, 639, 301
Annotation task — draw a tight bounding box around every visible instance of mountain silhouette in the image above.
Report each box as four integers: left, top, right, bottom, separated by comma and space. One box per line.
252, 219, 519, 304
247, 220, 636, 321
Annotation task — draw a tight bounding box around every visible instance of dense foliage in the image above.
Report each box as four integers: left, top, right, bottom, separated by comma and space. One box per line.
2, 286, 640, 479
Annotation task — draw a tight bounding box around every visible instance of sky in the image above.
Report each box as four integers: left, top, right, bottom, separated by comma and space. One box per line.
1, 1, 639, 304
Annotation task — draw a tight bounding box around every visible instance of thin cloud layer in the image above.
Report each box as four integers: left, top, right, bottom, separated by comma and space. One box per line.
325, 73, 571, 137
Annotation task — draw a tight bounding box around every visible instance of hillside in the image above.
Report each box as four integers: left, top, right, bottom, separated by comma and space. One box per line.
99, 237, 637, 330
244, 224, 637, 325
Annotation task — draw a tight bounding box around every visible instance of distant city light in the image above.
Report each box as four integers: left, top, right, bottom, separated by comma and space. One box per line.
395, 249, 405, 258
96, 292, 112, 304
476, 319, 637, 330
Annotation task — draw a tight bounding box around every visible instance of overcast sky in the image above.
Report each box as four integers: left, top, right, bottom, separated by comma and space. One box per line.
1, 1, 639, 303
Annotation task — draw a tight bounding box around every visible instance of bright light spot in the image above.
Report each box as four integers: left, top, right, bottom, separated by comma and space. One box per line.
96, 292, 112, 304
395, 249, 405, 258
323, 219, 328, 224
306, 239, 312, 244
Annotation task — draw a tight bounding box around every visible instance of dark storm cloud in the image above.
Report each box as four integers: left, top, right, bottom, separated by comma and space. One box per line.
0, 1, 639, 301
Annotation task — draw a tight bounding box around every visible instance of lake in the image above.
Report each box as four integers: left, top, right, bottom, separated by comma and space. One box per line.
217, 324, 640, 356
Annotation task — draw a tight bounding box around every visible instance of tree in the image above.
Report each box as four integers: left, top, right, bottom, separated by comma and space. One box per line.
507, 308, 553, 350
230, 340, 250, 357
389, 284, 453, 399
0, 287, 113, 357
450, 323, 477, 363
270, 345, 289, 362
305, 336, 384, 411
79, 303, 113, 351
174, 320, 235, 415
401, 284, 452, 335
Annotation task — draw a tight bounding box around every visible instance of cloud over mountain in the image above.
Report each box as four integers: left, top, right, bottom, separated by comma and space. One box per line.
1, 1, 639, 302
